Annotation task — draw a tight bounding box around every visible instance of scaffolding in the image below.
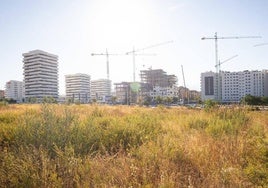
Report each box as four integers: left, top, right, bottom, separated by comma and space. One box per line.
140, 69, 177, 89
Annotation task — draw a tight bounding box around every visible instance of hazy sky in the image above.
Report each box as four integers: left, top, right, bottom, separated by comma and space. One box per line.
0, 0, 267, 94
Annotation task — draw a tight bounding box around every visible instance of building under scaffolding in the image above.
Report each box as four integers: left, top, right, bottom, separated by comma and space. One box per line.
114, 82, 151, 105
140, 69, 177, 90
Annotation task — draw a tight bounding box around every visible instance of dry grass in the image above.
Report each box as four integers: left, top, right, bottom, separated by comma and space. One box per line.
0, 104, 267, 187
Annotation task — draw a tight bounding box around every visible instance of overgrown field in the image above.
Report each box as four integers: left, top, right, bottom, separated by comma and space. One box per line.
0, 104, 268, 187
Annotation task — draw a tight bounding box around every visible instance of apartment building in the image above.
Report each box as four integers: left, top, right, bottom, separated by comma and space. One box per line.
65, 73, 90, 103
222, 70, 268, 103
201, 70, 268, 103
23, 50, 58, 102
5, 80, 24, 102
149, 85, 179, 100
91, 79, 111, 102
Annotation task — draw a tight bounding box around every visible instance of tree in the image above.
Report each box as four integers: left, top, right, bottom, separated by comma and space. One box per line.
164, 97, 172, 105
172, 97, 179, 104
241, 95, 262, 105
143, 95, 152, 106
111, 96, 117, 105
204, 99, 217, 110
155, 96, 163, 104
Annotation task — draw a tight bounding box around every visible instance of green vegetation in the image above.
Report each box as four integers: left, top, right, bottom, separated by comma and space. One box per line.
0, 104, 268, 187
241, 94, 268, 105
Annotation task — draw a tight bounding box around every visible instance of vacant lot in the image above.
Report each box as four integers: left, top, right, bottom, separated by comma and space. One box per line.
0, 104, 267, 187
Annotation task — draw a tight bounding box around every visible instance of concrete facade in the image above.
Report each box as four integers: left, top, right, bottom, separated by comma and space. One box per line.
201, 71, 217, 101
222, 70, 268, 103
5, 80, 24, 102
201, 70, 268, 103
149, 86, 179, 100
90, 79, 111, 102
65, 73, 90, 103
23, 50, 58, 102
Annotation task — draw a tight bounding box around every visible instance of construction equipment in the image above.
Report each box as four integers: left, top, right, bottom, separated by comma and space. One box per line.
181, 65, 189, 104
216, 54, 238, 73
201, 32, 261, 73
201, 32, 261, 102
91, 49, 156, 81
91, 49, 123, 80
254, 42, 268, 47
125, 40, 173, 82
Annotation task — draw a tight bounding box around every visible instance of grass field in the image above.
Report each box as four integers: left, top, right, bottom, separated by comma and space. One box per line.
0, 103, 267, 187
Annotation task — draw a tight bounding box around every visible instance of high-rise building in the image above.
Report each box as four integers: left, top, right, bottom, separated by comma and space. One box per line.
201, 70, 268, 103
23, 50, 58, 102
90, 79, 111, 102
65, 73, 90, 103
5, 80, 24, 102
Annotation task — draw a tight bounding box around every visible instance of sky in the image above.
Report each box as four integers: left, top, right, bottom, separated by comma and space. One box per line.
0, 0, 267, 94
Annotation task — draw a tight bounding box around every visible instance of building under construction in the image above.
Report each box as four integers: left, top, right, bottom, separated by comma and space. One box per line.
140, 69, 177, 90
114, 82, 151, 104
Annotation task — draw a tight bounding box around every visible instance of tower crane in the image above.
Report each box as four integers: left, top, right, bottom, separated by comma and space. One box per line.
254, 42, 268, 47
91, 49, 123, 80
125, 40, 173, 82
181, 65, 189, 104
216, 54, 238, 73
91, 49, 156, 81
201, 32, 261, 102
201, 32, 261, 73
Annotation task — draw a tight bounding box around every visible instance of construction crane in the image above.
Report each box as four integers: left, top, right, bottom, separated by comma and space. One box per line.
201, 32, 261, 73
91, 49, 122, 80
254, 42, 268, 47
125, 40, 173, 82
91, 49, 156, 81
201, 32, 261, 102
181, 65, 189, 104
216, 54, 238, 73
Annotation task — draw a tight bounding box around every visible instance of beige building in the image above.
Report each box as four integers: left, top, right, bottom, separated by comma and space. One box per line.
5, 80, 24, 102
90, 79, 111, 102
65, 73, 90, 103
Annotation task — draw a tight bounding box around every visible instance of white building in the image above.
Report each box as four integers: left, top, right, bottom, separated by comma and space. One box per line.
5, 80, 24, 102
201, 70, 268, 103
65, 73, 90, 103
23, 50, 58, 102
149, 86, 179, 100
222, 70, 268, 103
91, 79, 111, 102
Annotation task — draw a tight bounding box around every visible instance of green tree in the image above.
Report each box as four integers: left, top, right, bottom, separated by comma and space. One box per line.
155, 96, 163, 104
204, 99, 217, 110
111, 96, 117, 104
241, 95, 262, 105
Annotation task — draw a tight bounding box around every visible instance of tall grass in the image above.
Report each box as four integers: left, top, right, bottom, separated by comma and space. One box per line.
0, 104, 267, 187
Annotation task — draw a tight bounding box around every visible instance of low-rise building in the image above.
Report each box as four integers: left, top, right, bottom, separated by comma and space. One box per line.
5, 80, 24, 103
91, 79, 111, 103
65, 73, 91, 103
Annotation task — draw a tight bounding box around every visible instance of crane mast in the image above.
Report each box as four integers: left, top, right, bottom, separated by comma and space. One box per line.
91, 49, 122, 80
181, 65, 189, 104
